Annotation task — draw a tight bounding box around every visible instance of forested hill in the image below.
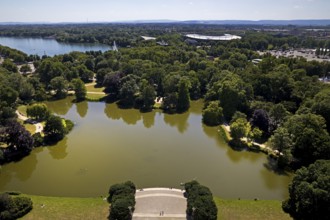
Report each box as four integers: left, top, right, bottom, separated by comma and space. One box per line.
181, 20, 330, 26
1, 19, 330, 26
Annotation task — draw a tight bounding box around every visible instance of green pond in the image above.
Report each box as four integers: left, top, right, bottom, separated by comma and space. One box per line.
0, 97, 292, 199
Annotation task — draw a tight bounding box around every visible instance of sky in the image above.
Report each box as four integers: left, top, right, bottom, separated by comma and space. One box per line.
0, 0, 329, 22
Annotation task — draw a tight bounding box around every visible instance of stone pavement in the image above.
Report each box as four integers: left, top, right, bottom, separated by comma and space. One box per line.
133, 188, 187, 220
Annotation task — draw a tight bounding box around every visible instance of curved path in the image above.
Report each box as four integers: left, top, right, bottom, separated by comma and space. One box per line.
133, 188, 187, 220
16, 110, 44, 133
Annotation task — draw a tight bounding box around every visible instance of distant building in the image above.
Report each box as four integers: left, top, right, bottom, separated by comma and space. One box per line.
184, 39, 198, 45
185, 34, 241, 41
156, 40, 168, 46
141, 36, 156, 41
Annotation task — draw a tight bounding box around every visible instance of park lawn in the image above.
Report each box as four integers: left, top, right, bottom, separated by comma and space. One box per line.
215, 197, 292, 220
85, 84, 105, 93
19, 195, 291, 220
87, 93, 107, 100
18, 119, 35, 134
17, 105, 28, 115
21, 195, 109, 220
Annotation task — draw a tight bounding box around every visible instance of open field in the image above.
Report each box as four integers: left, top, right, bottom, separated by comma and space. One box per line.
85, 83, 106, 93
215, 198, 291, 220
17, 105, 28, 115
22, 195, 109, 220
19, 195, 291, 220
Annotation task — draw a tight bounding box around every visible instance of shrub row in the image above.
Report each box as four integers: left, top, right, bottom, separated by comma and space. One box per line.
184, 180, 217, 220
0, 193, 33, 220
107, 181, 136, 220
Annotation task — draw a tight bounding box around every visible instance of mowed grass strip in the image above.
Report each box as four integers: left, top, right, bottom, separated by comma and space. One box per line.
22, 195, 109, 220
17, 105, 28, 115
86, 93, 107, 100
85, 84, 105, 93
215, 198, 292, 220
21, 195, 291, 220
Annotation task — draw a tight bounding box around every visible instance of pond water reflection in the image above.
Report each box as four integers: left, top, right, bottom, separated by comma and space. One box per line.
0, 98, 292, 199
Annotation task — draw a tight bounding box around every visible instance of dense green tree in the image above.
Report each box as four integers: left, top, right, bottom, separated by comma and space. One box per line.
0, 120, 34, 156
76, 65, 94, 82
218, 73, 252, 119
38, 60, 66, 83
283, 160, 330, 220
139, 80, 155, 111
230, 111, 247, 125
162, 92, 178, 112
202, 101, 223, 126
72, 78, 87, 101
230, 118, 251, 141
19, 64, 32, 74
18, 81, 35, 101
0, 193, 33, 220
275, 113, 330, 167
50, 76, 68, 98
311, 89, 330, 131
118, 75, 140, 107
103, 71, 123, 95
1, 59, 18, 73
84, 58, 95, 71
248, 127, 263, 142
0, 86, 18, 106
27, 103, 50, 121
108, 181, 136, 220
269, 103, 290, 129
250, 109, 270, 134
290, 114, 330, 163
184, 180, 217, 220
44, 115, 67, 142
177, 78, 190, 112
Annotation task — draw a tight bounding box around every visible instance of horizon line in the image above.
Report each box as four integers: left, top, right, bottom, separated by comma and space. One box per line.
1, 18, 330, 24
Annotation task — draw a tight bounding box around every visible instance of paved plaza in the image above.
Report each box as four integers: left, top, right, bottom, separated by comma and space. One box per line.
133, 188, 187, 220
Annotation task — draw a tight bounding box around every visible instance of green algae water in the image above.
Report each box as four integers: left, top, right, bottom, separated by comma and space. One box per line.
0, 98, 292, 199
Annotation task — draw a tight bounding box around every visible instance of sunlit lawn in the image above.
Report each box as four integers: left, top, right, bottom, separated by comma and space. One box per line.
17, 105, 28, 115
85, 84, 105, 93
20, 195, 291, 220
215, 198, 291, 220
86, 93, 107, 100
22, 195, 109, 220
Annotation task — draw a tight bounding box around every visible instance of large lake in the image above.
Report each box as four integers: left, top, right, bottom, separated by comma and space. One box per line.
0, 37, 111, 56
0, 98, 292, 199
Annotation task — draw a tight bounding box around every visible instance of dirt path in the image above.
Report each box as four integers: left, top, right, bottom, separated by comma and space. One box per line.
223, 124, 277, 156
16, 110, 44, 133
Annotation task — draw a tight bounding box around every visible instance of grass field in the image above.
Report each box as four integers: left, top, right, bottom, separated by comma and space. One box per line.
215, 198, 291, 220
19, 119, 36, 134
85, 84, 105, 93
17, 105, 28, 115
86, 93, 107, 100
85, 84, 107, 100
22, 195, 109, 220
20, 195, 291, 220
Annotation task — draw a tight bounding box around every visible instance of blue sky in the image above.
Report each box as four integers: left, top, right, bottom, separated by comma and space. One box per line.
0, 0, 329, 22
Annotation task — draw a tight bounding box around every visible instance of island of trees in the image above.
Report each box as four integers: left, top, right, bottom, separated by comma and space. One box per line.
0, 23, 329, 218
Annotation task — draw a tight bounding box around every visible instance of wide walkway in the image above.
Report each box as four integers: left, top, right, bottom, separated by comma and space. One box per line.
133, 188, 187, 220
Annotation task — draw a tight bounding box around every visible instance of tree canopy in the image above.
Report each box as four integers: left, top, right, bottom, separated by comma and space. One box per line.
283, 160, 330, 220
